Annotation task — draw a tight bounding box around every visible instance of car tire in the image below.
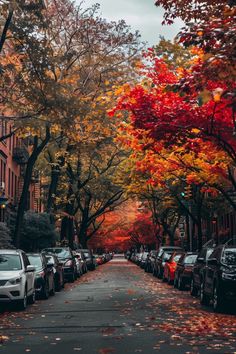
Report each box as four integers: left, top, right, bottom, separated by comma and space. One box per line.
18, 288, 27, 310
213, 284, 224, 313
200, 281, 210, 306
190, 278, 198, 296
70, 273, 75, 283
28, 290, 36, 305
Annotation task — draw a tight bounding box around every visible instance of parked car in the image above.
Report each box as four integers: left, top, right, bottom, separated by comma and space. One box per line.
94, 254, 104, 266
140, 252, 149, 269
174, 252, 198, 290
74, 251, 87, 274
79, 249, 95, 270
190, 246, 215, 296
45, 253, 65, 291
145, 250, 158, 273
27, 253, 55, 299
154, 246, 183, 278
200, 244, 236, 312
0, 249, 35, 310
43, 247, 77, 282
163, 251, 185, 284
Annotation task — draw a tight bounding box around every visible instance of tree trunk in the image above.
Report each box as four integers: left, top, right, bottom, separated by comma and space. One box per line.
13, 127, 50, 248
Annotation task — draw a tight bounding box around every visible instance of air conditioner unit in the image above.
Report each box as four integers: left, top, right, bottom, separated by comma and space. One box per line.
0, 182, 5, 190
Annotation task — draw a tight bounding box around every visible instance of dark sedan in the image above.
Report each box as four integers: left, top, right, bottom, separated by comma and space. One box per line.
43, 247, 77, 282
200, 245, 236, 312
27, 253, 55, 299
45, 254, 65, 291
174, 252, 198, 290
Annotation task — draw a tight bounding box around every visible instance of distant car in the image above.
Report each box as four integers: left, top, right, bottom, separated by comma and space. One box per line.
200, 245, 236, 312
174, 252, 198, 290
45, 254, 65, 291
153, 246, 183, 277
145, 250, 157, 273
43, 247, 77, 282
94, 254, 104, 266
79, 249, 95, 271
0, 249, 35, 310
72, 251, 83, 277
27, 253, 55, 299
190, 246, 215, 297
74, 251, 87, 274
140, 252, 149, 269
163, 252, 185, 284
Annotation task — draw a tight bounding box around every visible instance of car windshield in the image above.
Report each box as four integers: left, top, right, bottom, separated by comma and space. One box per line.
45, 248, 70, 259
0, 254, 22, 271
222, 249, 236, 265
184, 255, 198, 264
27, 255, 43, 270
163, 252, 172, 261
206, 249, 214, 260
173, 254, 183, 262
45, 256, 54, 264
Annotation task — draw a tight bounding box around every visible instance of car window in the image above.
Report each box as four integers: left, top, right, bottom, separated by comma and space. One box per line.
45, 248, 71, 259
173, 254, 183, 262
162, 252, 172, 261
0, 254, 22, 271
198, 249, 206, 259
184, 255, 198, 264
27, 255, 43, 270
222, 248, 236, 265
45, 256, 54, 264
206, 248, 214, 260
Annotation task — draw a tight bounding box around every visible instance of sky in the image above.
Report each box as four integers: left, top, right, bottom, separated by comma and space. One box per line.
77, 0, 183, 46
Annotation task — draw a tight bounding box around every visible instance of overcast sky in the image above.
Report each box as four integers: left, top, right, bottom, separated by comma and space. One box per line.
77, 0, 183, 46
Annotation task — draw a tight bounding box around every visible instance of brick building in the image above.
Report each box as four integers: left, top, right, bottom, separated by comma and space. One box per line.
0, 119, 42, 224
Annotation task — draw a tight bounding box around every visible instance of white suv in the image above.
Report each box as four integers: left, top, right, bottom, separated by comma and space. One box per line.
0, 249, 36, 310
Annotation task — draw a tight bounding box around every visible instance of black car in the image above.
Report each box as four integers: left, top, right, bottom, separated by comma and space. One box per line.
153, 246, 183, 278
27, 253, 55, 299
79, 249, 96, 271
190, 246, 215, 296
45, 254, 65, 291
174, 252, 198, 290
145, 250, 158, 273
200, 245, 236, 312
43, 247, 77, 282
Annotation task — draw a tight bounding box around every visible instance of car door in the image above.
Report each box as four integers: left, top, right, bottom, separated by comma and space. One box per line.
22, 253, 34, 294
205, 248, 221, 295
194, 249, 207, 288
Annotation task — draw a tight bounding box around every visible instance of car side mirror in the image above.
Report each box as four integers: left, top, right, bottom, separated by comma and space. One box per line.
197, 257, 204, 264
207, 258, 218, 266
26, 265, 35, 272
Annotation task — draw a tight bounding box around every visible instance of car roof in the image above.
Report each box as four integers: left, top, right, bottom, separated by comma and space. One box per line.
0, 249, 22, 254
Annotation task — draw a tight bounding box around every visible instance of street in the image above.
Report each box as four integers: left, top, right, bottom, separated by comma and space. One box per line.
0, 255, 236, 354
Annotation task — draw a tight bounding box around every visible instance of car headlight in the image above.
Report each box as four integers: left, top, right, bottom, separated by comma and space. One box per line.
7, 277, 22, 285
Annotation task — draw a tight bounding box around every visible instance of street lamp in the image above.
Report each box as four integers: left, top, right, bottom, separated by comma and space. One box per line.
0, 192, 8, 209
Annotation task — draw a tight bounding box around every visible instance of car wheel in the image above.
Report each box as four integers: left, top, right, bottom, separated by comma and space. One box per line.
200, 281, 210, 306
18, 289, 27, 310
43, 281, 49, 299
190, 278, 198, 296
213, 284, 224, 312
70, 273, 75, 283
167, 272, 172, 285
28, 290, 36, 305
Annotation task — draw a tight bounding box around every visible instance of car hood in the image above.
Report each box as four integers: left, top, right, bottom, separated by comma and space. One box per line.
0, 270, 24, 279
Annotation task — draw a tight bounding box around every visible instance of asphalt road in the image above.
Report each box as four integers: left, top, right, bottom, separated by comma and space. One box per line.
0, 255, 236, 354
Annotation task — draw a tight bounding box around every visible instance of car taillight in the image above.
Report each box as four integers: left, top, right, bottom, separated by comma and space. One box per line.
65, 259, 73, 267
